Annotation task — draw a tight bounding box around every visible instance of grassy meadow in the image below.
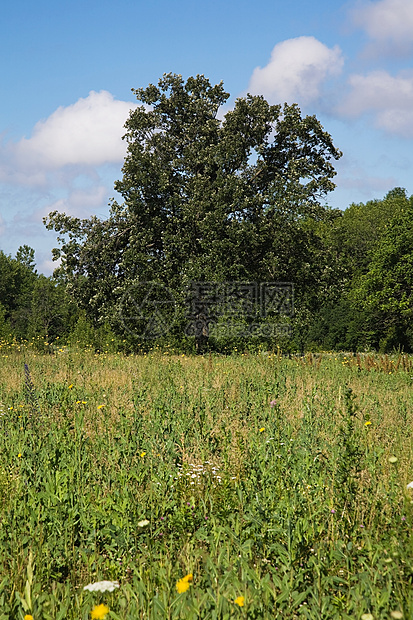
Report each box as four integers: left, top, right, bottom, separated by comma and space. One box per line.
0, 341, 412, 619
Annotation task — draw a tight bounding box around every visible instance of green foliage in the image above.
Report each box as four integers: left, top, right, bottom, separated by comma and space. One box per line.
309, 188, 413, 352
0, 247, 37, 337
350, 195, 413, 351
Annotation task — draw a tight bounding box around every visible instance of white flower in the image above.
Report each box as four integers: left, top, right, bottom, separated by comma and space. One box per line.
406, 481, 413, 489
137, 519, 150, 527
83, 580, 120, 592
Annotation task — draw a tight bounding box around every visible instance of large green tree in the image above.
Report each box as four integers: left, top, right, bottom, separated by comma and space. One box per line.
45, 73, 342, 347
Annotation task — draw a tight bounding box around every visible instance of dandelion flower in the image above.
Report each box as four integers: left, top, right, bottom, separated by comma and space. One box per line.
97, 404, 105, 409
176, 579, 190, 593
68, 384, 73, 389
234, 595, 245, 606
259, 427, 265, 432
176, 580, 190, 593
364, 421, 371, 426
90, 604, 109, 619
182, 574, 193, 582
84, 580, 119, 592
24, 615, 34, 620
140, 452, 146, 458
18, 453, 22, 458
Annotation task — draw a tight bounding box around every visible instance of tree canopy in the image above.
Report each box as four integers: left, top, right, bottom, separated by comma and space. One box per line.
45, 73, 342, 349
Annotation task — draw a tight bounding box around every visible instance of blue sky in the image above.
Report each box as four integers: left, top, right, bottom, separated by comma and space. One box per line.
1, 0, 413, 274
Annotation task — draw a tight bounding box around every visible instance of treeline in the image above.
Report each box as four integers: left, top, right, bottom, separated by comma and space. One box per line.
0, 245, 115, 351
2, 187, 413, 353
309, 187, 413, 352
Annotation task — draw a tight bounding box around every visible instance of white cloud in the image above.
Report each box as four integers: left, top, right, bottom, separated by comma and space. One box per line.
14, 90, 136, 170
248, 36, 344, 105
337, 70, 413, 136
40, 185, 111, 221
37, 256, 61, 277
352, 0, 413, 56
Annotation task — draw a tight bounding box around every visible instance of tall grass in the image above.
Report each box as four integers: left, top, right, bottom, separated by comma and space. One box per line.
0, 343, 412, 618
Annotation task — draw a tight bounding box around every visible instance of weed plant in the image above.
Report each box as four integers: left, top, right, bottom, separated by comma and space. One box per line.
0, 344, 412, 618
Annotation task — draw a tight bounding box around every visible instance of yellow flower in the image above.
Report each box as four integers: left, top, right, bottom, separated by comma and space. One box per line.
259, 427, 265, 432
140, 452, 146, 458
176, 579, 190, 593
176, 574, 193, 593
90, 604, 109, 619
24, 615, 34, 620
234, 595, 245, 607
97, 404, 105, 409
18, 453, 22, 458
68, 384, 73, 389
364, 421, 372, 426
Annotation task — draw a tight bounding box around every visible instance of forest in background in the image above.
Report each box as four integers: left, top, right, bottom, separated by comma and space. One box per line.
1, 187, 412, 354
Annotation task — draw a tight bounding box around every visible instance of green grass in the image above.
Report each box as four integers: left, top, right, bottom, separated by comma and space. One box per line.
0, 343, 412, 619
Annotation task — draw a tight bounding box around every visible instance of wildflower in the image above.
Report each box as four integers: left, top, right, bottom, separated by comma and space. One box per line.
140, 452, 146, 458
97, 404, 105, 409
137, 519, 150, 527
176, 574, 192, 593
90, 604, 110, 619
259, 427, 265, 432
270, 400, 277, 407
389, 456, 398, 463
234, 595, 245, 607
68, 384, 73, 389
364, 421, 371, 426
330, 509, 336, 513
18, 453, 22, 458
176, 580, 190, 593
407, 481, 413, 489
84, 580, 120, 592
24, 615, 34, 620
